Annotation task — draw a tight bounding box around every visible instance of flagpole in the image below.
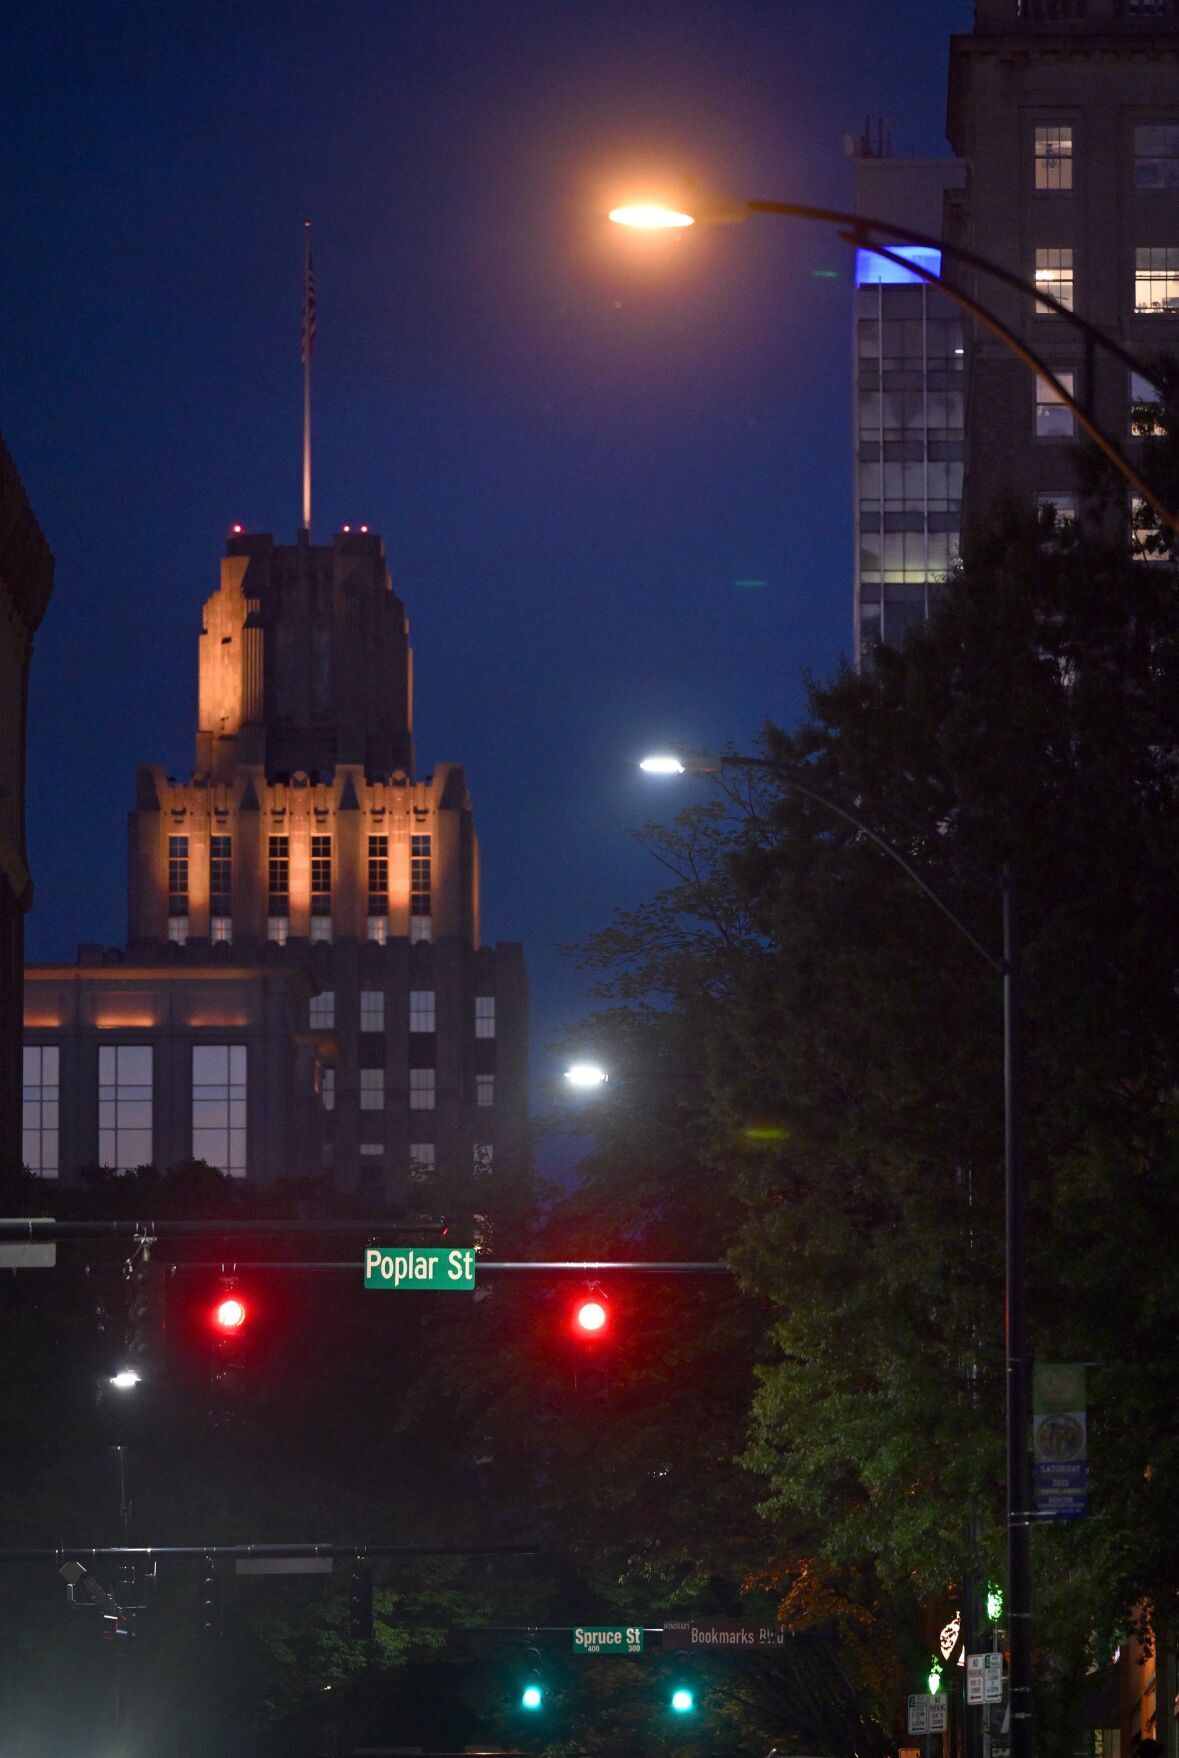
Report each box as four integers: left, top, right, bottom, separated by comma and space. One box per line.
302, 221, 313, 536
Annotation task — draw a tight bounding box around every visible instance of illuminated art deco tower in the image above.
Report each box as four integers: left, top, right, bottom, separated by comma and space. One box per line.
25, 525, 527, 1202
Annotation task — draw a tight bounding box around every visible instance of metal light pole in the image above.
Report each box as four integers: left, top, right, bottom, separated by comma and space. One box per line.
642, 752, 1030, 1758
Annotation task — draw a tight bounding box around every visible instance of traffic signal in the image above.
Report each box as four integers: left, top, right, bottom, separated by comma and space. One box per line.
573, 1295, 609, 1336
571, 1287, 610, 1401
670, 1685, 696, 1714
348, 1562, 373, 1640
125, 1248, 163, 1370
209, 1278, 249, 1421
520, 1642, 544, 1710
200, 1557, 221, 1640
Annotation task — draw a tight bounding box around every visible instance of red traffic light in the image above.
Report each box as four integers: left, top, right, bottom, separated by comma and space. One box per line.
574, 1297, 608, 1335
213, 1295, 247, 1333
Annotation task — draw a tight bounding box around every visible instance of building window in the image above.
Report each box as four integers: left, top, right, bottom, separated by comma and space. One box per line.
1130, 370, 1167, 435
1134, 124, 1179, 191
210, 916, 232, 945
168, 916, 189, 945
268, 835, 289, 917
410, 990, 436, 1033
168, 835, 189, 915
475, 996, 496, 1039
192, 1044, 246, 1177
98, 1045, 153, 1172
360, 990, 385, 1033
22, 1046, 59, 1177
1034, 124, 1072, 191
1134, 247, 1179, 315
360, 1068, 385, 1111
1034, 247, 1074, 313
368, 835, 388, 919
210, 835, 232, 916
1035, 371, 1075, 438
1132, 495, 1167, 560
473, 1143, 494, 1178
409, 1067, 435, 1110
309, 916, 332, 943
476, 1073, 495, 1108
267, 916, 288, 945
321, 1067, 336, 1111
309, 991, 335, 1029
409, 916, 432, 944
360, 1142, 383, 1156
367, 915, 388, 944
409, 1143, 435, 1181
410, 834, 431, 916
310, 835, 332, 916
1036, 492, 1077, 526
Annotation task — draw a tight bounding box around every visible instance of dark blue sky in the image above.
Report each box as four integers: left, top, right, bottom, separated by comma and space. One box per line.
2, 0, 971, 1131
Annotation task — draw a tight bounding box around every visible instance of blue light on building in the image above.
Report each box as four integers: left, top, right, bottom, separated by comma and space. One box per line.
854, 244, 943, 287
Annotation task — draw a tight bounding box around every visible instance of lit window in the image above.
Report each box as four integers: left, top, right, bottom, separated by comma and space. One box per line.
473, 1143, 494, 1178
1034, 124, 1073, 191
268, 836, 289, 916
311, 835, 332, 915
410, 833, 431, 916
1034, 247, 1074, 313
1132, 495, 1168, 560
474, 996, 496, 1039
1037, 492, 1077, 525
360, 1068, 385, 1110
22, 1046, 59, 1177
1130, 369, 1167, 435
410, 990, 436, 1033
410, 1143, 435, 1182
360, 990, 385, 1033
367, 834, 388, 919
210, 916, 232, 945
168, 916, 189, 945
192, 1045, 246, 1177
476, 1073, 495, 1108
267, 916, 288, 945
409, 917, 432, 944
367, 915, 388, 945
99, 1045, 153, 1172
409, 1068, 435, 1110
168, 835, 188, 916
309, 991, 334, 1028
210, 835, 232, 917
1134, 247, 1179, 314
360, 1143, 383, 1156
309, 916, 333, 944
1035, 371, 1076, 438
1134, 124, 1179, 191
321, 1067, 335, 1111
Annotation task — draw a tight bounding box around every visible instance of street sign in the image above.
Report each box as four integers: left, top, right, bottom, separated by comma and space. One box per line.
572, 1625, 644, 1654
363, 1247, 475, 1290
907, 1695, 929, 1734
662, 1620, 786, 1649
929, 1697, 948, 1733
983, 1651, 1003, 1702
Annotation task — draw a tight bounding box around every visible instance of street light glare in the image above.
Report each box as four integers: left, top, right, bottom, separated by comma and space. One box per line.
609, 202, 695, 230
109, 1370, 141, 1390
639, 754, 685, 775
564, 1061, 608, 1089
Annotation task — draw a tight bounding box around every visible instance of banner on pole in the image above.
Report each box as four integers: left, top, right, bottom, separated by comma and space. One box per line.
1033, 1362, 1087, 1519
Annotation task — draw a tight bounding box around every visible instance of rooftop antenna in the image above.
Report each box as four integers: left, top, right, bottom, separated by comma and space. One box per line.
301, 222, 316, 536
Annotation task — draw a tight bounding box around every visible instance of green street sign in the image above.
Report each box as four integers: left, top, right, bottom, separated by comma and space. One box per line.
572, 1625, 644, 1654
363, 1247, 476, 1290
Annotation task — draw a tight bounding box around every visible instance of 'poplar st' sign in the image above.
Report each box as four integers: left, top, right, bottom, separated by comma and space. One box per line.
363, 1247, 476, 1290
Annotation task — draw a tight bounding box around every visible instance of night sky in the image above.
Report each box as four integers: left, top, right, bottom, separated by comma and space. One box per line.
2, 0, 971, 1146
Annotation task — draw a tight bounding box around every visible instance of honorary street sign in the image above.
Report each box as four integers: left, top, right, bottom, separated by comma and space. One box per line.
572, 1625, 644, 1654
363, 1247, 476, 1290
663, 1621, 786, 1649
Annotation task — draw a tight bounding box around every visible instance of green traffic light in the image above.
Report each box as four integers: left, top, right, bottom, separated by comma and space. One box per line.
670, 1687, 695, 1713
987, 1584, 1004, 1624
521, 1684, 543, 1710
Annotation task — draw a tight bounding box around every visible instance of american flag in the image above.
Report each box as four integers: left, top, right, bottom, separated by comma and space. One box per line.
301, 243, 316, 365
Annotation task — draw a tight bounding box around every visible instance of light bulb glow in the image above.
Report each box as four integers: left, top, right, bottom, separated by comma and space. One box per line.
521, 1684, 542, 1710
109, 1369, 141, 1390
610, 203, 695, 230
214, 1296, 247, 1332
564, 1061, 608, 1089
671, 1687, 694, 1713
575, 1299, 608, 1334
639, 754, 685, 775
927, 1660, 943, 1696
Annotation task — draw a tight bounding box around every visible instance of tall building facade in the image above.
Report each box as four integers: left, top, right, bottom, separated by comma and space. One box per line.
24, 527, 528, 1209
851, 150, 967, 663
948, 0, 1179, 536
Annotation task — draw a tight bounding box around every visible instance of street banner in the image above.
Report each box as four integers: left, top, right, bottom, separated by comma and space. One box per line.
1033, 1362, 1087, 1519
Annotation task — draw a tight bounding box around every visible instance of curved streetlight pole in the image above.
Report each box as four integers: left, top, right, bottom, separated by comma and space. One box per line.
642, 750, 1031, 1758
611, 195, 1179, 534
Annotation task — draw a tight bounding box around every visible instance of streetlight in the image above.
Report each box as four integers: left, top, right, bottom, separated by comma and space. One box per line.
641, 748, 1030, 1758
564, 1060, 609, 1089
611, 193, 1178, 534
108, 1370, 141, 1391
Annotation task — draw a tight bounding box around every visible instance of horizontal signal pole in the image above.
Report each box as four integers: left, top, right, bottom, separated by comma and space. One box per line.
0, 1217, 446, 1242
164, 1260, 733, 1275
0, 1543, 536, 1563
